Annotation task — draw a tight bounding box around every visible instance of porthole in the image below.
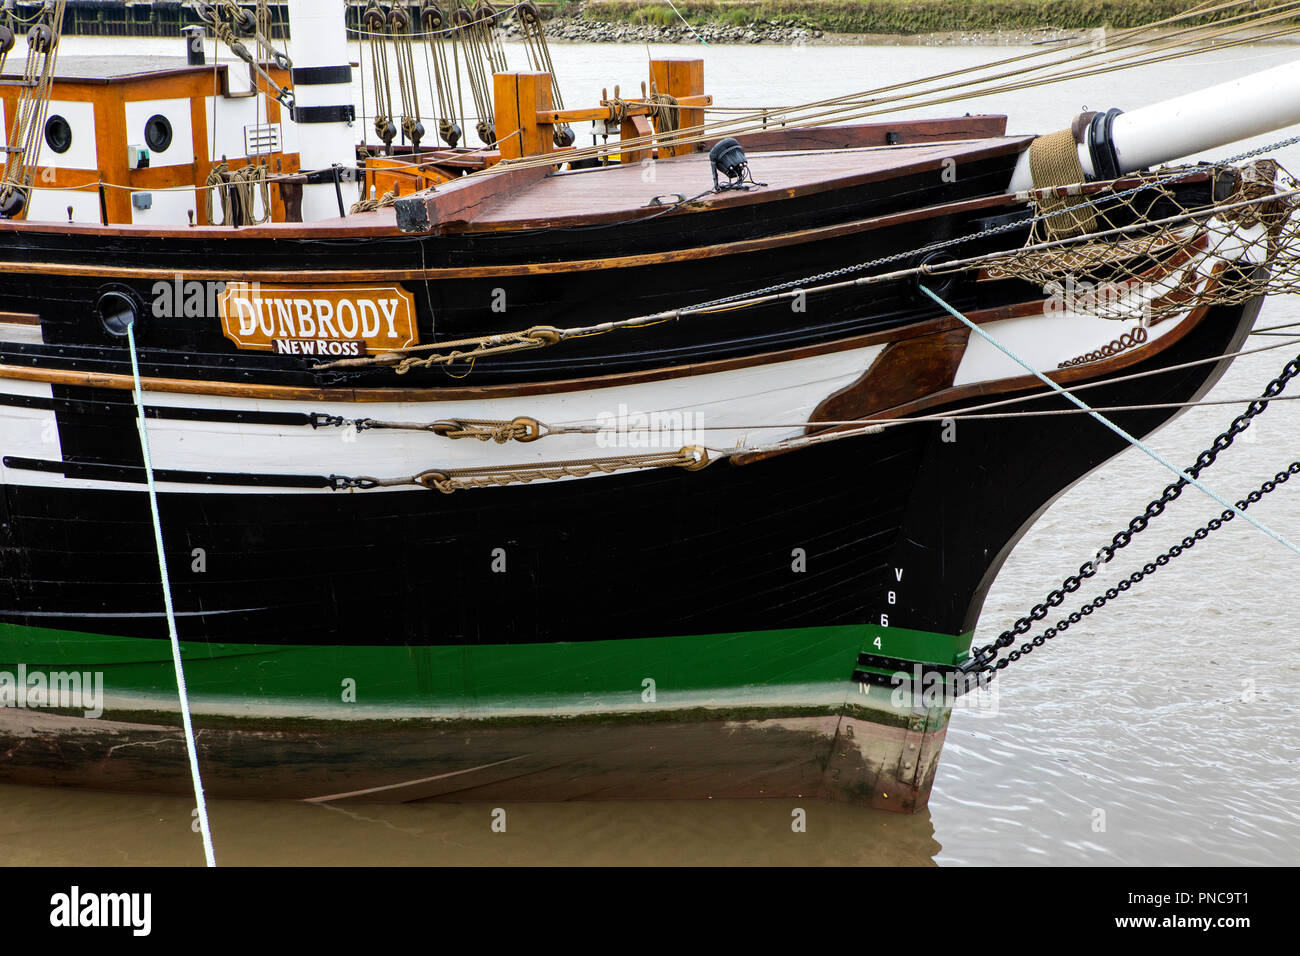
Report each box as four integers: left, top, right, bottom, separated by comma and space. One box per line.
144, 114, 173, 153
43, 114, 71, 154
96, 290, 140, 338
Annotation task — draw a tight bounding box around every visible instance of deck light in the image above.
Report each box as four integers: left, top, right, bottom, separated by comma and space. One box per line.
709, 138, 764, 191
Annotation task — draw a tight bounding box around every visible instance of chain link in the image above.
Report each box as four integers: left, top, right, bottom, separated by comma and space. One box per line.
962, 351, 1300, 675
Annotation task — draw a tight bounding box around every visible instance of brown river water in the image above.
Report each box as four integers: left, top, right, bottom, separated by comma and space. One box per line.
1, 37, 1298, 866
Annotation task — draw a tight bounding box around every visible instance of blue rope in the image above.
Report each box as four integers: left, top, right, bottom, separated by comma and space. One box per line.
126, 321, 217, 867
919, 285, 1300, 557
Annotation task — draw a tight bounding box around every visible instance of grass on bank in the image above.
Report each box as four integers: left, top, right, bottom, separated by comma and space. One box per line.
574, 0, 1300, 35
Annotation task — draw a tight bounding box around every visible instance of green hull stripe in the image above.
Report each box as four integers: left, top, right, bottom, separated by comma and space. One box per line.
0, 620, 972, 709
863, 624, 973, 666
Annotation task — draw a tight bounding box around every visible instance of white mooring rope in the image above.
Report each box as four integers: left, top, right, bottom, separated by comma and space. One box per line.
126, 320, 217, 867
919, 284, 1300, 558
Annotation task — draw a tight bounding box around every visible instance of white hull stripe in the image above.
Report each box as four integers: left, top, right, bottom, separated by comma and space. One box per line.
0, 303, 1196, 494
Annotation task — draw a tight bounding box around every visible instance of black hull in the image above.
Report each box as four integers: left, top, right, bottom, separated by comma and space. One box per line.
0, 131, 1268, 806
0, 298, 1261, 648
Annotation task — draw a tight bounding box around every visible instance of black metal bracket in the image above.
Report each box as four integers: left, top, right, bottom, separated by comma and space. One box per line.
292, 103, 356, 125
291, 65, 353, 86
1087, 108, 1124, 181
852, 653, 990, 698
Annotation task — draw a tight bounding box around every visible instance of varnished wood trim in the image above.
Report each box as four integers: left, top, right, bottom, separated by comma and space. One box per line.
719, 116, 1009, 154
810, 325, 972, 429
732, 303, 1213, 466
397, 162, 551, 225
0, 190, 1025, 282
0, 312, 39, 325
0, 298, 1055, 404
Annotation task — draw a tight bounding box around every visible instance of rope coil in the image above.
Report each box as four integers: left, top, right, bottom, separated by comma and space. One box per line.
1027, 128, 1097, 239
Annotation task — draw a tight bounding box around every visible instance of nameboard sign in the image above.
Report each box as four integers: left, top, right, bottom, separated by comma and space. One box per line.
218, 283, 419, 357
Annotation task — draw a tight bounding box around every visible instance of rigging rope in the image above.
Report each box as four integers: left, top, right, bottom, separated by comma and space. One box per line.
0, 5, 16, 77
204, 160, 270, 226
517, 2, 573, 147
362, 1, 396, 150
332, 444, 710, 492
0, 0, 66, 216
455, 0, 502, 146
919, 282, 1300, 557
421, 3, 465, 147
195, 1, 292, 104
1027, 128, 1096, 239
305, 390, 1300, 447
125, 318, 216, 868
492, 0, 1300, 171
390, 4, 425, 151
312, 336, 1300, 495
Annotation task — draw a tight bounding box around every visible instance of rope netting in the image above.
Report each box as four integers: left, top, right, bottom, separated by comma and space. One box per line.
976, 158, 1300, 328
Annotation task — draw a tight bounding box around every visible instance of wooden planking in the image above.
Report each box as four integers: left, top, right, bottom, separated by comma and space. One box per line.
462, 135, 1031, 230
393, 163, 554, 232
0, 116, 1023, 238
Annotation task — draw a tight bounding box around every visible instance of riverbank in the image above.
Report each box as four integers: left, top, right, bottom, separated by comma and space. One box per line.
33, 0, 1300, 44
572, 0, 1292, 35
513, 1, 1300, 46
512, 18, 1080, 47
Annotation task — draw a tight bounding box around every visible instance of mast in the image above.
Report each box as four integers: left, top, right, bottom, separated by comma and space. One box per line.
285, 0, 357, 221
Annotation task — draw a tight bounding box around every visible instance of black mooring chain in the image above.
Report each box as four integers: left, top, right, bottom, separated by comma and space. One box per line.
961, 351, 1300, 676
984, 460, 1300, 672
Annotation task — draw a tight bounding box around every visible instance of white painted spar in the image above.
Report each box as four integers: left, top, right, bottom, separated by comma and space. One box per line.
285, 0, 356, 221
1008, 58, 1300, 191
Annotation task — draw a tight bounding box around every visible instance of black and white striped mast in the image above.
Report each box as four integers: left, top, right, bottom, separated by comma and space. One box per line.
286, 0, 357, 221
